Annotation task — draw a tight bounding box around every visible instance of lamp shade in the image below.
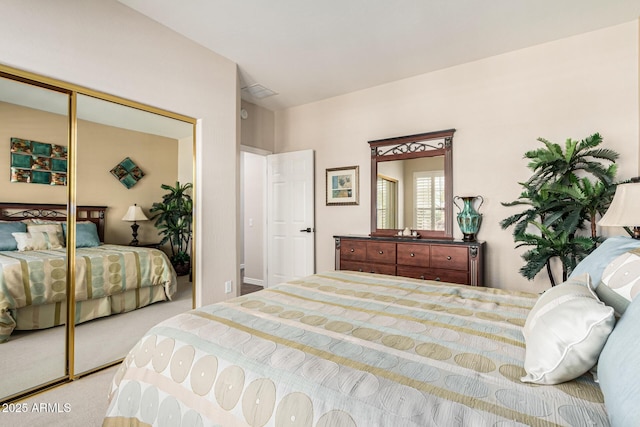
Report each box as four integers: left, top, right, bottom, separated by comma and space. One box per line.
122, 205, 149, 222
598, 182, 640, 227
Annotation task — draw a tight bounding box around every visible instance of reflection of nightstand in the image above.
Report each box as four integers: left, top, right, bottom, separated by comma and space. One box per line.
130, 242, 161, 249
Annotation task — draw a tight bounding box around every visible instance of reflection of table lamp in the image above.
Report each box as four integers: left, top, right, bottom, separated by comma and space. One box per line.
598, 182, 640, 239
122, 204, 149, 245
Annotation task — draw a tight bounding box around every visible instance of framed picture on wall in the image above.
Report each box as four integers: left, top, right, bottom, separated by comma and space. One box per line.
326, 165, 359, 205
9, 137, 67, 186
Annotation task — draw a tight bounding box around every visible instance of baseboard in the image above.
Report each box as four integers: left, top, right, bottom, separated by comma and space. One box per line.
243, 277, 263, 286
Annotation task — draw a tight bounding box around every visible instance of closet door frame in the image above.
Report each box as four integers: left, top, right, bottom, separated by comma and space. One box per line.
0, 63, 197, 401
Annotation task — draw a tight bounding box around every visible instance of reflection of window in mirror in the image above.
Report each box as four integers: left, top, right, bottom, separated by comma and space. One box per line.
414, 170, 445, 230
377, 175, 398, 229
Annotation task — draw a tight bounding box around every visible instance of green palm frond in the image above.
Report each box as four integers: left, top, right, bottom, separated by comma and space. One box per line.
500, 132, 620, 287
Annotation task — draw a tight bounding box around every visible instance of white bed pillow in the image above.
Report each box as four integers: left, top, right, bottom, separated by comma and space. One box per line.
569, 236, 640, 284
12, 231, 62, 251
599, 294, 640, 426
597, 248, 640, 316
520, 274, 615, 385
26, 223, 64, 248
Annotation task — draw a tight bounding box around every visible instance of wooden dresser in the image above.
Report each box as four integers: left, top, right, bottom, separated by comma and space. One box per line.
334, 235, 485, 286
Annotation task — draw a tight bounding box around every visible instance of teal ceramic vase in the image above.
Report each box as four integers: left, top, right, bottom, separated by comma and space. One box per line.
453, 195, 483, 241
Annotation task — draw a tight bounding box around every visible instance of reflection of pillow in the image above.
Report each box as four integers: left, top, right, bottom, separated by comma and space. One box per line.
597, 248, 640, 316
26, 223, 64, 248
0, 221, 27, 251
12, 231, 62, 251
520, 274, 615, 385
569, 236, 640, 285
62, 222, 101, 248
599, 295, 640, 426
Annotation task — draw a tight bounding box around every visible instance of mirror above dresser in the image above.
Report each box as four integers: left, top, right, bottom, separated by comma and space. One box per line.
369, 129, 454, 239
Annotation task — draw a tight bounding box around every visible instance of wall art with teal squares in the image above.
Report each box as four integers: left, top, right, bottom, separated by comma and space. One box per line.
10, 137, 67, 186
110, 157, 145, 189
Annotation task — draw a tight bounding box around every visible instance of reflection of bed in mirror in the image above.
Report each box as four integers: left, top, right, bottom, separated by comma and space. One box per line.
0, 202, 177, 343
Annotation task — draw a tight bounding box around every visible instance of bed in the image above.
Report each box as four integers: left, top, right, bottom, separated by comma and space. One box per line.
104, 257, 640, 427
0, 203, 177, 343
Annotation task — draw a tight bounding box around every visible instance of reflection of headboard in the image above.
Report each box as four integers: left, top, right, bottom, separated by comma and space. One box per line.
0, 203, 107, 242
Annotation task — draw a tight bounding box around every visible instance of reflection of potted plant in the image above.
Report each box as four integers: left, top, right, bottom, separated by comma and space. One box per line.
150, 181, 193, 275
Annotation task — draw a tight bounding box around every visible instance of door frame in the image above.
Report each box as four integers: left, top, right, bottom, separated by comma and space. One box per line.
240, 145, 270, 289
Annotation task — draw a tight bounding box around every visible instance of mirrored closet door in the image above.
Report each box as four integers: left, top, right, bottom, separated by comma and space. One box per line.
74, 94, 195, 375
0, 75, 70, 400
0, 66, 196, 402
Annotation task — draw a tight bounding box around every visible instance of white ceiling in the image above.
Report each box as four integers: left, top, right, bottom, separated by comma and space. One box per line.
0, 77, 193, 139
119, 0, 640, 111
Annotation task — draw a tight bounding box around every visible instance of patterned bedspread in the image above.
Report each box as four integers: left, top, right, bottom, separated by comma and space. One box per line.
104, 271, 608, 427
0, 244, 176, 342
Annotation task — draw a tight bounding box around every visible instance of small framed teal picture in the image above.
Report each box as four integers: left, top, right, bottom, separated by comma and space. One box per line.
110, 157, 145, 189
326, 165, 359, 206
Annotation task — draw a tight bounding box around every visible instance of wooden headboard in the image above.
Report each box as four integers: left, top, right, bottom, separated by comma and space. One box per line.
0, 203, 107, 242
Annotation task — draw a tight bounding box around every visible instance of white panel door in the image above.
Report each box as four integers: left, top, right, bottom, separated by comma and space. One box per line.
267, 149, 315, 287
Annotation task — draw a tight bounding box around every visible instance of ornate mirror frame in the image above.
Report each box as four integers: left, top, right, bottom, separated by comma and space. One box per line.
369, 129, 455, 239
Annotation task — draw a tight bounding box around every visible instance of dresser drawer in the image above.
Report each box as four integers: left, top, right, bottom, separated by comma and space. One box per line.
366, 241, 396, 264
398, 266, 468, 284
340, 260, 369, 273
340, 240, 367, 262
341, 261, 396, 276
397, 243, 430, 267
431, 245, 468, 271
367, 263, 397, 276
425, 268, 469, 285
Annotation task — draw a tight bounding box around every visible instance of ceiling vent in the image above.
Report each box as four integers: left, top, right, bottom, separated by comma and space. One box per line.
241, 83, 278, 99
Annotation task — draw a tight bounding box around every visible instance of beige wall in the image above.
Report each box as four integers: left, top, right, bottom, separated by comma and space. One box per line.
77, 118, 178, 245
275, 21, 640, 293
0, 101, 180, 245
0, 0, 239, 305
241, 100, 275, 152
178, 135, 194, 188
0, 101, 68, 203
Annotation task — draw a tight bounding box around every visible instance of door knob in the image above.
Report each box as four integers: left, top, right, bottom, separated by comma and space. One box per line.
299, 227, 313, 233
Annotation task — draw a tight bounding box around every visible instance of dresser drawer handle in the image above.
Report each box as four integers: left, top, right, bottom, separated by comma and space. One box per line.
379, 250, 383, 254
420, 275, 425, 280
447, 256, 452, 260
350, 248, 355, 252
435, 277, 441, 281
358, 268, 363, 272
410, 253, 415, 257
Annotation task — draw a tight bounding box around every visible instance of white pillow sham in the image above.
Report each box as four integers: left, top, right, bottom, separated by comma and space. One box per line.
520, 274, 615, 385
12, 231, 63, 251
598, 248, 640, 315
26, 223, 64, 249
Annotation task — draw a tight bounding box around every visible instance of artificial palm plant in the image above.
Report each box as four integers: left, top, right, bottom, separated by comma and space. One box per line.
501, 133, 619, 286
150, 181, 193, 275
